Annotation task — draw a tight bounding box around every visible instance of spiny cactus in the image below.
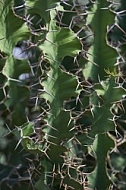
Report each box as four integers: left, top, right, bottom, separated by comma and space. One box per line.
0, 0, 126, 190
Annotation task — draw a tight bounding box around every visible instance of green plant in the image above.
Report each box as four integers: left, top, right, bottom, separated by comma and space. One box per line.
0, 0, 126, 190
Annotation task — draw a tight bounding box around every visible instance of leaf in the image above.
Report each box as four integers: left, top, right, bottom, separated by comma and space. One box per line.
21, 122, 34, 136
24, 2, 64, 37
4, 81, 30, 125
94, 78, 125, 103
3, 55, 30, 78
39, 19, 81, 64
87, 76, 125, 138
0, 0, 29, 54
88, 133, 115, 190
83, 0, 118, 81
41, 68, 80, 105
0, 0, 30, 126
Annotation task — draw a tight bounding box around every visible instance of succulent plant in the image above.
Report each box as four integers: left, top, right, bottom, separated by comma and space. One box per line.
0, 0, 126, 189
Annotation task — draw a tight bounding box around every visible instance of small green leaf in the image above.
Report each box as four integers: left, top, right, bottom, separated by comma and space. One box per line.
21, 122, 34, 136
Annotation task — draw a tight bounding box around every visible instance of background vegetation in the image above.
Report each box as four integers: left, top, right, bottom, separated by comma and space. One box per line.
0, 0, 126, 189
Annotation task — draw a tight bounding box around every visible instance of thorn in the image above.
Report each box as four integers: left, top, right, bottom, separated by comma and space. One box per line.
15, 138, 22, 150
8, 77, 21, 83
1, 124, 12, 137
46, 123, 59, 131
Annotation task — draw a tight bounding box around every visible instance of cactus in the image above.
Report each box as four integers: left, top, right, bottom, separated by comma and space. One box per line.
0, 0, 126, 190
